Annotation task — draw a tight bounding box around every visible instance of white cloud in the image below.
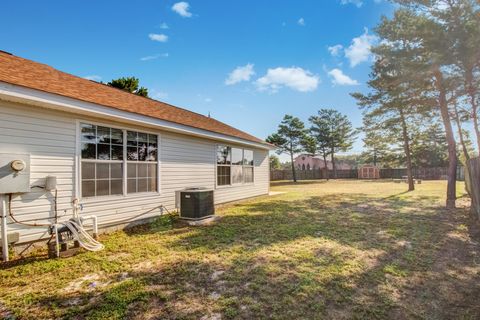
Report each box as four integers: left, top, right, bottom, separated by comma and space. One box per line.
204, 97, 212, 103
172, 2, 192, 17
297, 18, 305, 26
148, 33, 168, 42
152, 90, 169, 100
328, 68, 359, 85
225, 64, 255, 85
328, 44, 343, 57
159, 22, 169, 29
340, 0, 364, 7
345, 28, 377, 67
84, 75, 101, 81
255, 67, 319, 93
140, 53, 169, 61
340, 0, 382, 7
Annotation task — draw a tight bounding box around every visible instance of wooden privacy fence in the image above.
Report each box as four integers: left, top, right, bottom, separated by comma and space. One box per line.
467, 157, 480, 219
270, 169, 357, 181
270, 166, 464, 181
379, 167, 464, 181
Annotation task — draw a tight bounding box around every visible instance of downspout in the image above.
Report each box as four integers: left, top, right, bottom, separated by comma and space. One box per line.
1, 194, 8, 262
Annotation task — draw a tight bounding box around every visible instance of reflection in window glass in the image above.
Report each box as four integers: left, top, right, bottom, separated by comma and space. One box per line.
216, 146, 231, 164
244, 167, 254, 183
215, 146, 254, 186
231, 148, 243, 165
126, 131, 158, 194
80, 123, 158, 198
81, 123, 96, 142
81, 143, 96, 159
232, 166, 243, 184
243, 150, 254, 166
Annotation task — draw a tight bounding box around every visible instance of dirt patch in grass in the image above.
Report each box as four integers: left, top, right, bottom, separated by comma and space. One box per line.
1, 180, 479, 319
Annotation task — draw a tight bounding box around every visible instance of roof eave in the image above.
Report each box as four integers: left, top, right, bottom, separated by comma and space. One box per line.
0, 81, 273, 150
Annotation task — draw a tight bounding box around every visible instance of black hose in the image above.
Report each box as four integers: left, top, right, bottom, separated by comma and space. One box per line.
8, 192, 56, 227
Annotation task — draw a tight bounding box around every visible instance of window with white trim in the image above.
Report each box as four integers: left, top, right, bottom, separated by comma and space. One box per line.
216, 145, 231, 186
216, 145, 254, 186
80, 123, 158, 198
126, 131, 158, 193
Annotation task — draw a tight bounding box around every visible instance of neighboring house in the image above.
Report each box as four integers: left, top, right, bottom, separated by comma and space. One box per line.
294, 154, 353, 170
0, 52, 273, 246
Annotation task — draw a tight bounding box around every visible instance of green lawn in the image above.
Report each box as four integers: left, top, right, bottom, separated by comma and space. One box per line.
1, 180, 480, 319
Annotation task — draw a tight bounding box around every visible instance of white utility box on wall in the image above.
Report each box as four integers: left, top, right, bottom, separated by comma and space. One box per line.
0, 154, 31, 194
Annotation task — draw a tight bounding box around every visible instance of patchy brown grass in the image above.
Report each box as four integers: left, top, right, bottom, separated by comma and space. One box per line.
1, 180, 479, 319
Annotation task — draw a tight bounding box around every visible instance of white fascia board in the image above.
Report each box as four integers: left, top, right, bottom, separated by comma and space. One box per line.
0, 81, 274, 150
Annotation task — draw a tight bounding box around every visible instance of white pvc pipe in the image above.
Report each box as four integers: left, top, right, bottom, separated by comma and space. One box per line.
52, 224, 60, 258
80, 215, 98, 239
1, 195, 9, 262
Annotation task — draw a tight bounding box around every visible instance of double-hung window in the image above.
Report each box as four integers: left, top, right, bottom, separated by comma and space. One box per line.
243, 149, 254, 183
80, 123, 158, 198
126, 131, 158, 193
216, 146, 231, 186
216, 145, 254, 186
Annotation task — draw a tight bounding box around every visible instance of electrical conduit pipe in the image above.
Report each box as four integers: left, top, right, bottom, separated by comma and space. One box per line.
1, 195, 8, 262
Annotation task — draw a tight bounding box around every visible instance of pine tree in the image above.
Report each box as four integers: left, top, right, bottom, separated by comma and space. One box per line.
266, 115, 307, 182
107, 77, 149, 97
308, 109, 356, 179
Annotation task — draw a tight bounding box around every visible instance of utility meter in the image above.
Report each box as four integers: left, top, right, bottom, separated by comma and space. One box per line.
10, 159, 26, 172
0, 154, 30, 194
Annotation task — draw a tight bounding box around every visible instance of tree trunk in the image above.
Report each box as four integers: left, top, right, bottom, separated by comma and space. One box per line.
331, 151, 337, 179
434, 68, 457, 209
453, 103, 471, 196
453, 103, 471, 162
290, 149, 297, 183
399, 109, 415, 191
322, 154, 329, 181
466, 67, 480, 152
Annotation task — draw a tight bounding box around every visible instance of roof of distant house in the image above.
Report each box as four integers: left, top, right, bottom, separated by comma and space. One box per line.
0, 51, 268, 145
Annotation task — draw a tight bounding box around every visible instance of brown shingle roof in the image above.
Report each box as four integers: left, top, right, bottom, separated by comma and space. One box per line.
0, 51, 267, 145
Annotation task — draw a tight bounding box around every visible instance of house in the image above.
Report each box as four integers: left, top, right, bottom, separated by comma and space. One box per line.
0, 51, 273, 253
294, 154, 353, 171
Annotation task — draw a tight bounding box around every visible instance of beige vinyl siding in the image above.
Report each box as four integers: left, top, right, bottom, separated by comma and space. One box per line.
0, 101, 76, 243
0, 100, 269, 244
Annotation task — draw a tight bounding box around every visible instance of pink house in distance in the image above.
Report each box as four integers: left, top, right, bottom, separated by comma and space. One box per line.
294, 154, 353, 170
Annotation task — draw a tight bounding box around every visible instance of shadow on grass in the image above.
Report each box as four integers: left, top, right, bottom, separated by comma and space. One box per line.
4, 190, 480, 319
31, 226, 480, 320
270, 180, 329, 187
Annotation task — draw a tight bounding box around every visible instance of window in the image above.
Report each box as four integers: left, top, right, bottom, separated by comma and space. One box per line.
127, 131, 158, 193
216, 146, 231, 186
80, 123, 158, 198
231, 148, 243, 184
243, 149, 254, 183
216, 145, 254, 186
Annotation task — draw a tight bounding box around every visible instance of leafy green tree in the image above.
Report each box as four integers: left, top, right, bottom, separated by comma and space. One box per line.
107, 77, 149, 97
266, 115, 307, 182
269, 155, 281, 170
308, 109, 356, 178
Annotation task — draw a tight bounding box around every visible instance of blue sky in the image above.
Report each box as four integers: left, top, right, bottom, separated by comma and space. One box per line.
0, 0, 394, 160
